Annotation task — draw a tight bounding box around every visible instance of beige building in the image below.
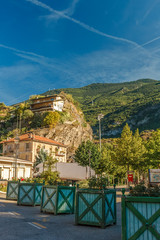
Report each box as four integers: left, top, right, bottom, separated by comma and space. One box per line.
0, 133, 67, 163
30, 95, 64, 113
0, 156, 32, 180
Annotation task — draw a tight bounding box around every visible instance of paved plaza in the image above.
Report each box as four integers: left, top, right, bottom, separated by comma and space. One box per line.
0, 192, 122, 240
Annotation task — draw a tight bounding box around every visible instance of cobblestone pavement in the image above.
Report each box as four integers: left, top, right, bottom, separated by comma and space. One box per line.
0, 192, 122, 240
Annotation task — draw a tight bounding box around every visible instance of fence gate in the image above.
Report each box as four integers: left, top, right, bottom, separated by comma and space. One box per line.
122, 196, 160, 240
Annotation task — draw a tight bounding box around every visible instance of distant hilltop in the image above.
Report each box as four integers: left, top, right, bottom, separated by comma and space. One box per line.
43, 79, 160, 137
1, 78, 160, 139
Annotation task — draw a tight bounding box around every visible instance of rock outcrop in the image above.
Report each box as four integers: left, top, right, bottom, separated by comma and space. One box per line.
34, 94, 93, 161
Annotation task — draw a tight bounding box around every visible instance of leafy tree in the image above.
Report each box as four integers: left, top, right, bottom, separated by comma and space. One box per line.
34, 148, 47, 172
35, 148, 59, 184
44, 151, 58, 172
101, 142, 126, 179
23, 109, 34, 120
113, 124, 146, 172
41, 151, 59, 185
31, 113, 44, 128
43, 111, 60, 128
131, 129, 146, 170
145, 129, 160, 168
74, 140, 101, 174
41, 170, 60, 185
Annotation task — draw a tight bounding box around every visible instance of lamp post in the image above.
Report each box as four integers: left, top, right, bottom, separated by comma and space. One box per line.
98, 114, 104, 151
14, 135, 20, 179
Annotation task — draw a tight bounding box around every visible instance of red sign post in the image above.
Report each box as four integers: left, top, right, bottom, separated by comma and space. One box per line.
128, 174, 133, 183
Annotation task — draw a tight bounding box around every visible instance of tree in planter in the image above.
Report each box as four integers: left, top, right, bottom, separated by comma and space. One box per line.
35, 149, 60, 184
34, 148, 47, 172
74, 140, 101, 177
43, 111, 60, 128
41, 152, 60, 185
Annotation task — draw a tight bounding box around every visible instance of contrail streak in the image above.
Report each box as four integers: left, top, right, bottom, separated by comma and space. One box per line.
0, 43, 47, 59
26, 0, 141, 48
141, 36, 160, 47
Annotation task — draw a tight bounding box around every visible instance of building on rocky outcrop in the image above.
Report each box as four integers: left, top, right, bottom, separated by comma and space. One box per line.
30, 95, 64, 113
33, 93, 93, 161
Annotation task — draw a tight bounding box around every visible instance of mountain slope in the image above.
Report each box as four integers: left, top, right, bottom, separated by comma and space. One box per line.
44, 79, 160, 137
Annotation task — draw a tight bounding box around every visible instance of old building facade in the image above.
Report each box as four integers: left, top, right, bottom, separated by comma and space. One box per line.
0, 156, 32, 180
1, 133, 67, 163
30, 95, 64, 113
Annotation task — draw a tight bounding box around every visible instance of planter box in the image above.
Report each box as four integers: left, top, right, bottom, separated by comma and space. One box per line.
122, 194, 160, 240
75, 188, 116, 228
17, 182, 44, 206
41, 185, 76, 214
6, 181, 19, 200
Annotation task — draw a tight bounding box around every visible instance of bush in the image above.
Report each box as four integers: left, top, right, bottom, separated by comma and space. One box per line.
130, 183, 160, 197
41, 170, 60, 185
88, 176, 108, 189
43, 112, 60, 128
0, 183, 7, 192
78, 180, 89, 188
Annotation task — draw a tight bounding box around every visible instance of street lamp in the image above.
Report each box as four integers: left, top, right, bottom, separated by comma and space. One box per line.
98, 114, 104, 151
14, 135, 20, 179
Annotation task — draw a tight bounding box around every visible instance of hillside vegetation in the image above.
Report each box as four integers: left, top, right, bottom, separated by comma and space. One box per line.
44, 79, 160, 137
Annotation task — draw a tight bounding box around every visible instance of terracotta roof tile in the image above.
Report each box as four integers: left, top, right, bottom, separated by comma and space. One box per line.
0, 133, 66, 147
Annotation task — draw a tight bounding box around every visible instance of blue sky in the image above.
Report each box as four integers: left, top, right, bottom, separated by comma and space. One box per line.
1, 0, 160, 105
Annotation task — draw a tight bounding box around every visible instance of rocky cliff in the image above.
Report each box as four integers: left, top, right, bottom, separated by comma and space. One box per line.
33, 94, 93, 161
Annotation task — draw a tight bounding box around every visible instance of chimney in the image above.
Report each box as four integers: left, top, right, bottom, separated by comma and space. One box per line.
29, 133, 33, 139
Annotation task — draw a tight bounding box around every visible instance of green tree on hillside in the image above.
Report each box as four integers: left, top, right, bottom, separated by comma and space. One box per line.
23, 109, 34, 120
43, 111, 60, 128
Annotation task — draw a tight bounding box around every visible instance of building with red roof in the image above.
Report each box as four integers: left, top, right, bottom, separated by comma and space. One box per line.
0, 133, 67, 163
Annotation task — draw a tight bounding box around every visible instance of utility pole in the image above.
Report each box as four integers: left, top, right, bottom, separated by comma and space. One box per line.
98, 114, 104, 151
14, 135, 20, 179
89, 150, 91, 178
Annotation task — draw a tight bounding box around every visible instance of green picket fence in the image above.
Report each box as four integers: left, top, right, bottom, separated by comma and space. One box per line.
17, 182, 44, 206
75, 188, 116, 228
41, 185, 76, 214
122, 193, 160, 240
6, 181, 19, 200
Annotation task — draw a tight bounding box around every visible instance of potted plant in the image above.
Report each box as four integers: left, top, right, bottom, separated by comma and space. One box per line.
41, 183, 76, 215
75, 177, 116, 228
17, 179, 45, 206
122, 183, 160, 240
6, 178, 20, 200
